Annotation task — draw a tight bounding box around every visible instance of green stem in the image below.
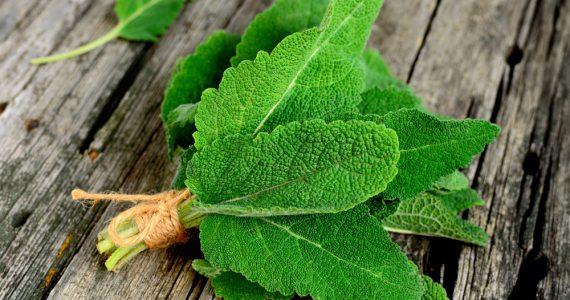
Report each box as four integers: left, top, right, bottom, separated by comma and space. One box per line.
105, 242, 147, 271
30, 26, 121, 65
97, 195, 207, 270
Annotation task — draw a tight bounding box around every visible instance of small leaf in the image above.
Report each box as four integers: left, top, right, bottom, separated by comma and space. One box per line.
200, 205, 424, 299
192, 259, 222, 278
187, 120, 399, 216
359, 87, 421, 116
161, 31, 240, 157
231, 0, 329, 66
31, 0, 187, 64
171, 146, 196, 189
433, 170, 470, 191
193, 0, 385, 149
382, 190, 488, 245
379, 109, 500, 200
421, 275, 449, 300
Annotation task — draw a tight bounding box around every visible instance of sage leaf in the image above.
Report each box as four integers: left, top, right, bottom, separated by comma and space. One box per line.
193, 0, 385, 149
200, 205, 424, 299
187, 120, 399, 216
31, 0, 186, 64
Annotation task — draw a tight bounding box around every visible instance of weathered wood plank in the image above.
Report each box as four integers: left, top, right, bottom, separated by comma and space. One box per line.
379, 0, 538, 289
0, 0, 567, 299
453, 0, 570, 298
0, 0, 254, 299
43, 0, 266, 299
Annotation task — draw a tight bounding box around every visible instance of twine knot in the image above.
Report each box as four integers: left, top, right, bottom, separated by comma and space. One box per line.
71, 189, 191, 249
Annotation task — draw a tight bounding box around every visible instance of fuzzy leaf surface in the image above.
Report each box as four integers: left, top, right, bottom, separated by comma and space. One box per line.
162, 31, 240, 156
421, 275, 449, 300
383, 190, 488, 245
378, 109, 500, 199
192, 260, 291, 300
359, 87, 421, 116
193, 0, 384, 149
116, 0, 186, 41
433, 170, 470, 191
200, 205, 423, 299
361, 49, 406, 90
231, 0, 329, 66
186, 120, 399, 216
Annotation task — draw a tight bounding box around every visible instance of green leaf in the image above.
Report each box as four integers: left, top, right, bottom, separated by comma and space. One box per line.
359, 87, 421, 116
382, 190, 488, 245
433, 170, 470, 191
435, 188, 484, 213
192, 259, 223, 278
31, 0, 186, 64
186, 120, 399, 216
231, 0, 329, 66
164, 103, 198, 157
379, 109, 500, 200
200, 205, 424, 299
193, 260, 291, 300
171, 146, 196, 189
161, 31, 240, 157
361, 49, 406, 91
421, 275, 449, 300
193, 0, 384, 149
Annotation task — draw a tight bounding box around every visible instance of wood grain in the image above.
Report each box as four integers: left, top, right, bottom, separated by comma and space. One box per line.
0, 0, 567, 299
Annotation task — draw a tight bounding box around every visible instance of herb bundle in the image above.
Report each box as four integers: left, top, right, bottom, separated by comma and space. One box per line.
76, 0, 500, 299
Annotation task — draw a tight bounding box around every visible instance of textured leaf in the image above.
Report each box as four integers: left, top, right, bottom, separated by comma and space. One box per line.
192, 259, 223, 278
421, 275, 449, 300
379, 109, 500, 200
382, 190, 488, 245
115, 0, 186, 41
359, 87, 421, 116
361, 49, 406, 91
435, 188, 484, 213
433, 170, 469, 191
162, 31, 240, 156
200, 205, 424, 299
171, 146, 196, 189
231, 0, 329, 66
193, 260, 291, 300
164, 103, 198, 156
193, 0, 384, 149
186, 120, 399, 216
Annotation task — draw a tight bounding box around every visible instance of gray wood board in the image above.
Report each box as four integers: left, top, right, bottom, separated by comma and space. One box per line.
0, 0, 567, 299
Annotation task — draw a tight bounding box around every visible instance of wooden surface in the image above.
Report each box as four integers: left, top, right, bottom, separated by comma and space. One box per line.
0, 0, 568, 299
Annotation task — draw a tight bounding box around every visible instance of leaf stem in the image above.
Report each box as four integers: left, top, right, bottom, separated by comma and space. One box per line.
30, 26, 121, 65
97, 195, 206, 271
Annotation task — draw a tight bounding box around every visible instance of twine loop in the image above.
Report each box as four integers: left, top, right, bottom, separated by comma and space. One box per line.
71, 189, 191, 249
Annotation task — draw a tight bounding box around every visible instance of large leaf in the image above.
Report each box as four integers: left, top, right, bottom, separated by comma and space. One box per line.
383, 189, 488, 245
231, 0, 329, 66
162, 31, 240, 157
192, 260, 291, 300
378, 109, 500, 199
200, 205, 424, 299
186, 120, 399, 216
193, 0, 384, 149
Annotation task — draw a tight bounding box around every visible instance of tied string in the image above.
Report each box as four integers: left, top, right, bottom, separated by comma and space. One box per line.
71, 189, 191, 249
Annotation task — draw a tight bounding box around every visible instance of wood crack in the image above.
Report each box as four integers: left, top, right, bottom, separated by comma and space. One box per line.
405, 0, 441, 83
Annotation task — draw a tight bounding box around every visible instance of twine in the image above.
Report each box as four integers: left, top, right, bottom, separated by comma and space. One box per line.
71, 188, 191, 249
